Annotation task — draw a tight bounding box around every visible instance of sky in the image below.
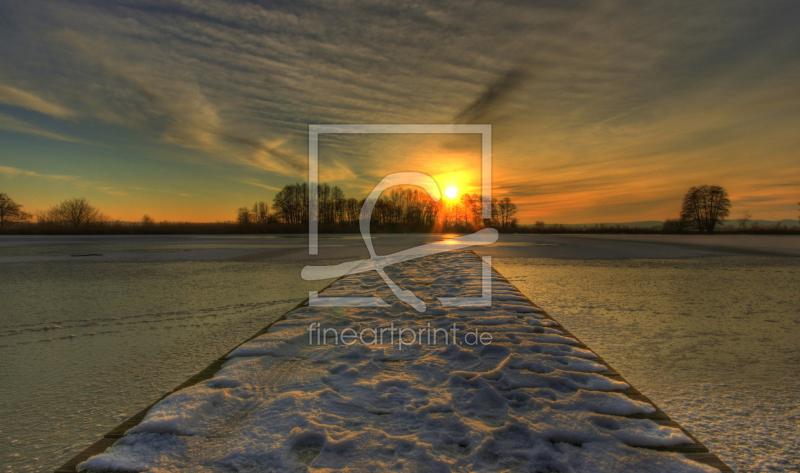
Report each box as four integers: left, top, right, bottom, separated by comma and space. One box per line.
0, 0, 798, 224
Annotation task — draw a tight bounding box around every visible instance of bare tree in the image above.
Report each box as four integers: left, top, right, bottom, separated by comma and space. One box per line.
495, 197, 518, 230
740, 210, 752, 229
272, 183, 308, 224
679, 185, 731, 233
0, 193, 31, 228
38, 198, 105, 227
318, 183, 331, 225
345, 198, 361, 225
331, 186, 345, 224
662, 218, 687, 233
258, 181, 506, 231
251, 201, 269, 224
237, 206, 253, 225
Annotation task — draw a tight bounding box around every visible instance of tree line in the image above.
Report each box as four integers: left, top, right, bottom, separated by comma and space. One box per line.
236, 182, 519, 231
3, 184, 797, 235
0, 186, 519, 234
1, 194, 107, 229
520, 185, 799, 234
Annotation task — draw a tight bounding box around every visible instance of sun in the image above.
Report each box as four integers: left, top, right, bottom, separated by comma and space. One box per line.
444, 187, 458, 199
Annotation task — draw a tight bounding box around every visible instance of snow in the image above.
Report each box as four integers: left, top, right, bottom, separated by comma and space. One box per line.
78, 251, 715, 472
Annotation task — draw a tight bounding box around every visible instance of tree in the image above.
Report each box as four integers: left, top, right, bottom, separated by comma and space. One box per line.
254, 181, 504, 230
740, 210, 752, 229
679, 185, 731, 233
236, 202, 269, 225
331, 186, 345, 224
496, 197, 518, 230
0, 193, 31, 227
237, 206, 253, 225
38, 198, 105, 227
272, 183, 308, 224
662, 218, 687, 233
251, 201, 269, 224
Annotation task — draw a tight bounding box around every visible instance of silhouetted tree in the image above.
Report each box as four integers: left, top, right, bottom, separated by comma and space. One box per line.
0, 193, 31, 227
740, 210, 752, 229
662, 218, 687, 233
38, 198, 105, 227
272, 183, 309, 224
251, 201, 269, 224
344, 198, 361, 225
318, 183, 331, 225
680, 185, 731, 233
236, 202, 270, 225
258, 182, 516, 231
494, 197, 518, 230
237, 206, 252, 224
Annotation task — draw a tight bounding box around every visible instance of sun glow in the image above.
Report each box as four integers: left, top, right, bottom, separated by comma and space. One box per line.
444, 187, 458, 199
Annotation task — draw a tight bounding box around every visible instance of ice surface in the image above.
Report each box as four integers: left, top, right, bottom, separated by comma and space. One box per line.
79, 251, 714, 472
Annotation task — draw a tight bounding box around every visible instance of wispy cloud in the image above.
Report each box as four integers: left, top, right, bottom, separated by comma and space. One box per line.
241, 179, 283, 192
0, 165, 78, 181
0, 83, 74, 118
1, 0, 798, 220
455, 69, 528, 124
0, 165, 130, 197
0, 112, 89, 144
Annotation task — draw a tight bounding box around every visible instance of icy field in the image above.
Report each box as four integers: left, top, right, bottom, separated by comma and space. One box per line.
81, 252, 715, 472
2, 233, 798, 471
0, 257, 332, 472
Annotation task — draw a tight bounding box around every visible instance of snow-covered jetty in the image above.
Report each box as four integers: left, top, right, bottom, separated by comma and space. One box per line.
58, 251, 731, 472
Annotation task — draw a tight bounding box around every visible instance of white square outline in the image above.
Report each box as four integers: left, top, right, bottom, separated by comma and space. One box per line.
307, 124, 492, 255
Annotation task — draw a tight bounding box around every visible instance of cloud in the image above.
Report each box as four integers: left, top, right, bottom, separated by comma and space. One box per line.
51, 28, 223, 151
0, 112, 89, 144
320, 160, 357, 183
0, 83, 74, 118
455, 69, 528, 124
50, 27, 321, 177
1, 0, 799, 220
244, 140, 308, 177
241, 179, 282, 192
0, 165, 78, 181
0, 165, 130, 197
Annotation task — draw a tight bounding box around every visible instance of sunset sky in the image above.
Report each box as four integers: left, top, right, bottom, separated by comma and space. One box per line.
1, 1, 798, 223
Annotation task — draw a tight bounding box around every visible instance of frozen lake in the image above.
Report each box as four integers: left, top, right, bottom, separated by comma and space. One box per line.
1, 233, 798, 472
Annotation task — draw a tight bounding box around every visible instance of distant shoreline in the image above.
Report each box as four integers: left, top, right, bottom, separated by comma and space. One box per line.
1, 221, 798, 236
